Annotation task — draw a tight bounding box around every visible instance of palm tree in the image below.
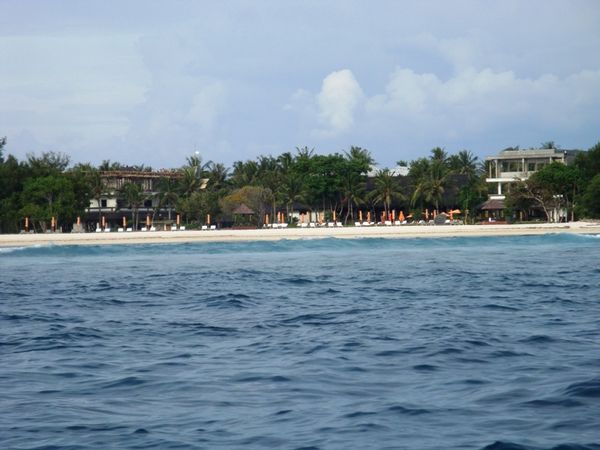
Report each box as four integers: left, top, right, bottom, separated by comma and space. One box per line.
340, 169, 366, 223
89, 169, 104, 228
448, 150, 478, 181
119, 182, 144, 230
370, 169, 404, 218
231, 160, 259, 188
344, 146, 375, 173
156, 177, 179, 221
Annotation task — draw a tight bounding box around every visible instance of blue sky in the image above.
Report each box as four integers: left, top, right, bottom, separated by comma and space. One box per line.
2, 0, 600, 169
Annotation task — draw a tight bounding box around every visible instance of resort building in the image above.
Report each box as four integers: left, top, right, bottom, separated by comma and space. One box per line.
86, 169, 183, 230
481, 147, 580, 220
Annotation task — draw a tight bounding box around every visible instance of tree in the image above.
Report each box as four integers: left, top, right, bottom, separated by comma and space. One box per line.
504, 163, 580, 223
581, 173, 600, 217
119, 182, 144, 230
87, 169, 104, 227
448, 150, 478, 181
221, 186, 273, 227
0, 136, 6, 164
530, 162, 580, 221
156, 177, 179, 221
20, 175, 77, 231
540, 141, 558, 149
370, 169, 404, 218
410, 152, 450, 211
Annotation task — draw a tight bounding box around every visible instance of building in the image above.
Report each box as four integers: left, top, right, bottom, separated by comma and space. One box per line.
481, 147, 580, 220
86, 169, 184, 230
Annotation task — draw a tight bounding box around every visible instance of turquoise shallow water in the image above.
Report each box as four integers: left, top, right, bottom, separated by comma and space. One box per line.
1, 235, 600, 450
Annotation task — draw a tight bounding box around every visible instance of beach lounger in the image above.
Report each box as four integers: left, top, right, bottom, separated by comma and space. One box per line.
281, 223, 288, 228
126, 227, 133, 232
210, 225, 216, 230
384, 220, 392, 226
95, 228, 102, 233
202, 225, 208, 230
180, 226, 185, 231
300, 223, 308, 228
141, 227, 148, 231
104, 228, 111, 232
336, 222, 343, 227
394, 220, 401, 225
309, 222, 316, 227
355, 222, 361, 227
118, 227, 124, 232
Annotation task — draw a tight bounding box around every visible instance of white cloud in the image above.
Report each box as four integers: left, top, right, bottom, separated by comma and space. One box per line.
366, 66, 600, 133
314, 69, 364, 136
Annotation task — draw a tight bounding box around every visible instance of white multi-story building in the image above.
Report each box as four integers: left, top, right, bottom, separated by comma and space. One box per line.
481, 147, 580, 219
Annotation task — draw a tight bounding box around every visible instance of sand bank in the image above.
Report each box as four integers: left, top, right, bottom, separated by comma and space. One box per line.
1, 222, 599, 248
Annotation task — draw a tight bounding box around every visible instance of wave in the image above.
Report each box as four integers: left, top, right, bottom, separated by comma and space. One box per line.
480, 442, 600, 450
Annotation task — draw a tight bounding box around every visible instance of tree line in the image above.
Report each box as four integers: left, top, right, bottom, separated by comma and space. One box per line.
1, 137, 599, 233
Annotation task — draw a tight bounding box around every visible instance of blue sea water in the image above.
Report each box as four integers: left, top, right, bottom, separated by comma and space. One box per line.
1, 234, 600, 450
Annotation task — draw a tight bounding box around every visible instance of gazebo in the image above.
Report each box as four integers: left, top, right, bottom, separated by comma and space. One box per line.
232, 203, 255, 226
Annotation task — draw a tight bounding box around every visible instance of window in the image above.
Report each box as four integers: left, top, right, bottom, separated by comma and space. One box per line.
100, 199, 107, 208
528, 163, 536, 172
144, 199, 152, 208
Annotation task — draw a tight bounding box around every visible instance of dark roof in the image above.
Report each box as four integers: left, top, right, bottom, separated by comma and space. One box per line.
480, 198, 505, 210
233, 203, 254, 215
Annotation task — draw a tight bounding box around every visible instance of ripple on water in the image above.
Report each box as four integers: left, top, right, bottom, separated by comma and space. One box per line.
1, 235, 600, 449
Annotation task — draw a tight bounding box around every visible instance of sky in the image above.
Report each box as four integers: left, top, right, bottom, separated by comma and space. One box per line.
1, 0, 600, 169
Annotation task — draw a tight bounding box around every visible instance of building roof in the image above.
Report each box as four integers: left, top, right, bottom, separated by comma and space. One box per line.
232, 203, 254, 215
485, 148, 580, 161
367, 165, 409, 177
480, 198, 505, 210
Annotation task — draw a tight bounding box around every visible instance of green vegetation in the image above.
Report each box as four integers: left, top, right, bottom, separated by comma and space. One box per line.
1, 136, 600, 233
504, 142, 600, 222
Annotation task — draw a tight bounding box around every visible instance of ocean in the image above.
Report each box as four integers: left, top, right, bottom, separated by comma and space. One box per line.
1, 234, 600, 450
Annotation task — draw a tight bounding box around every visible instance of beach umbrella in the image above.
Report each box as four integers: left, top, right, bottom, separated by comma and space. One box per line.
207, 214, 211, 225
25, 216, 29, 231
122, 216, 126, 228
425, 208, 429, 220
146, 215, 150, 228
367, 211, 371, 223
359, 210, 363, 222
77, 216, 81, 226
333, 210, 336, 221
392, 210, 396, 221
399, 211, 405, 222
176, 214, 180, 226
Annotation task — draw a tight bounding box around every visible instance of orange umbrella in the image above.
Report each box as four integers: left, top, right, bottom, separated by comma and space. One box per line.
399, 211, 405, 222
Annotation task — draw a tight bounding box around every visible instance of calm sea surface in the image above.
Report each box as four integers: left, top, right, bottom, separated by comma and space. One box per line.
1, 234, 600, 450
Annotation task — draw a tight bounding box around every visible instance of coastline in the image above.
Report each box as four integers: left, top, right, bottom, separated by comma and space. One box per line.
1, 222, 599, 248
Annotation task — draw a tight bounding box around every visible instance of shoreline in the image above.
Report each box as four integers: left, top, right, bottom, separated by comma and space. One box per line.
1, 222, 599, 248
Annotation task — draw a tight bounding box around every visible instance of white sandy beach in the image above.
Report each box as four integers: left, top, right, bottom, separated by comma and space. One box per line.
1, 222, 599, 248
